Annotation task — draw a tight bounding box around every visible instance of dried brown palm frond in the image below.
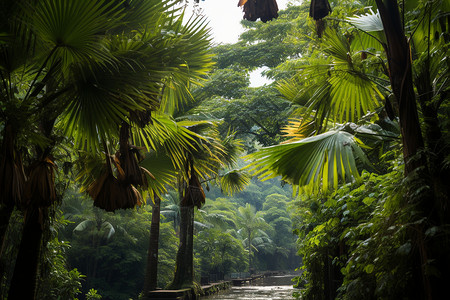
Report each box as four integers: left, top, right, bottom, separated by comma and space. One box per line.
182, 172, 205, 209
87, 170, 110, 201
121, 148, 144, 185
24, 157, 57, 208
88, 170, 143, 212
309, 0, 332, 37
140, 166, 155, 187
88, 145, 143, 212
112, 152, 127, 181
117, 122, 147, 187
309, 0, 331, 20
127, 185, 142, 208
238, 0, 278, 23
88, 171, 118, 212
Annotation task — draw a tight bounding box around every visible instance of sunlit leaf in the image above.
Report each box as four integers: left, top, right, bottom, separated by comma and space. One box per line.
245, 130, 371, 195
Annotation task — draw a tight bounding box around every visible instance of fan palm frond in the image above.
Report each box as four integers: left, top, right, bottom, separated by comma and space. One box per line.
281, 118, 317, 141
347, 9, 384, 32
159, 13, 215, 114
219, 170, 251, 196
31, 0, 123, 70
133, 112, 199, 171
328, 70, 383, 122
139, 151, 177, 199
277, 28, 384, 128
217, 130, 244, 168
246, 130, 371, 195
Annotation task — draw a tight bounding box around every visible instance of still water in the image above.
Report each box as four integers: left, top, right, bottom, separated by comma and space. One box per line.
203, 275, 298, 300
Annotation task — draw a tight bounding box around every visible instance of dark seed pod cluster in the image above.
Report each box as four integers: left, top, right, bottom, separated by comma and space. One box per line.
238, 0, 279, 23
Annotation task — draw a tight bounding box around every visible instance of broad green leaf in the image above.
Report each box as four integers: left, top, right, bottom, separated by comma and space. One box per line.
245, 130, 371, 195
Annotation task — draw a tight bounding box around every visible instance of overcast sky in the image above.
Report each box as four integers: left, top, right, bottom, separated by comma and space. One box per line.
182, 0, 292, 86
186, 0, 291, 44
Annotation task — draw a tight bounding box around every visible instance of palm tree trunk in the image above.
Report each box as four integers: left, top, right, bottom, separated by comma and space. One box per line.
8, 205, 44, 300
143, 196, 161, 294
0, 124, 23, 261
248, 232, 252, 274
375, 0, 425, 175
374, 1, 450, 298
0, 202, 14, 258
169, 204, 195, 289
0, 201, 14, 288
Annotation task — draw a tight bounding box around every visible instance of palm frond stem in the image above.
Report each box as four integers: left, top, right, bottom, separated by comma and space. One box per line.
32, 85, 72, 113
354, 131, 400, 140
23, 45, 59, 103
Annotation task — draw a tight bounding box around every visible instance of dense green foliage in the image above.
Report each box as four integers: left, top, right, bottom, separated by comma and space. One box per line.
58, 189, 179, 298
1, 0, 448, 299
292, 157, 416, 299
39, 180, 295, 299
243, 0, 450, 299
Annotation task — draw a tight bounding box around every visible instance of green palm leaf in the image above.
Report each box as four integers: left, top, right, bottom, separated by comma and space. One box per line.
245, 130, 370, 195
219, 170, 251, 196
139, 151, 177, 199
159, 14, 215, 114
347, 9, 385, 53
277, 28, 384, 128
119, 0, 178, 32
31, 0, 123, 69
329, 71, 383, 122
133, 112, 198, 172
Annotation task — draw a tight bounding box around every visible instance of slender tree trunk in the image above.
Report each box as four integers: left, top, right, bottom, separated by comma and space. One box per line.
375, 0, 425, 174
375, 1, 450, 298
8, 205, 44, 300
170, 160, 200, 290
0, 203, 14, 258
0, 202, 14, 292
170, 204, 195, 289
143, 196, 161, 294
248, 232, 252, 274
323, 249, 331, 300
0, 124, 23, 261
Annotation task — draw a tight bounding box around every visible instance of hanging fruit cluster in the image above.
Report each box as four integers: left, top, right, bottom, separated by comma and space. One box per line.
238, 0, 279, 23
180, 172, 205, 209
309, 0, 332, 37
88, 123, 152, 212
24, 158, 57, 208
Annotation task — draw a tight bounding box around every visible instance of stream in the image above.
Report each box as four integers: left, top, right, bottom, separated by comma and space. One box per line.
203, 275, 299, 300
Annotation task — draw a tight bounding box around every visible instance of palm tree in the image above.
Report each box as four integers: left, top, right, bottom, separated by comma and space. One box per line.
249, 0, 449, 297
236, 203, 271, 273
0, 0, 214, 298
140, 151, 177, 295
72, 207, 116, 282
168, 119, 249, 290
249, 0, 448, 196
1, 1, 133, 297
246, 26, 381, 195
160, 190, 182, 234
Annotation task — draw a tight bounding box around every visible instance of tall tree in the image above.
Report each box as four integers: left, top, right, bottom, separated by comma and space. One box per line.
0, 0, 214, 298
236, 203, 270, 273
247, 0, 449, 298
168, 120, 249, 289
